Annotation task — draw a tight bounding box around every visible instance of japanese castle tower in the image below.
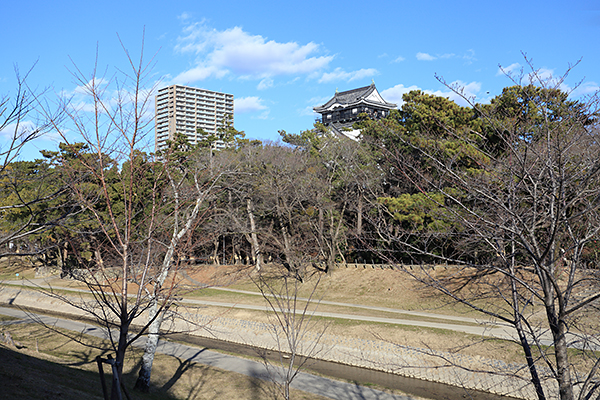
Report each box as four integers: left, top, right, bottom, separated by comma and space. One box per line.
313, 82, 397, 140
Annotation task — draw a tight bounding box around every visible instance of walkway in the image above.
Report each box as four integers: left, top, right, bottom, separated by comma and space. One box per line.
0, 306, 410, 400
1, 276, 555, 344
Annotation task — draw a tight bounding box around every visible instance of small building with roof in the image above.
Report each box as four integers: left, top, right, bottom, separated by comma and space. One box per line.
313, 82, 397, 140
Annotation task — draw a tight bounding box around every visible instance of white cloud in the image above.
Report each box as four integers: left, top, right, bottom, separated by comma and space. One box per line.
60, 78, 158, 123
302, 95, 332, 116
463, 49, 476, 63
173, 66, 226, 83
526, 67, 560, 87
427, 80, 482, 106
416, 52, 469, 62
0, 120, 36, 139
300, 105, 319, 117
62, 77, 114, 111
72, 77, 109, 95
447, 80, 481, 103
234, 96, 268, 114
392, 56, 405, 63
173, 23, 333, 84
70, 101, 98, 113
416, 52, 436, 61
497, 62, 522, 76
498, 63, 600, 98
571, 81, 600, 98
178, 12, 192, 21
381, 84, 421, 106
531, 67, 555, 82
309, 95, 332, 105
257, 77, 274, 90
318, 67, 378, 83
0, 120, 64, 147
381, 81, 482, 107
519, 67, 568, 92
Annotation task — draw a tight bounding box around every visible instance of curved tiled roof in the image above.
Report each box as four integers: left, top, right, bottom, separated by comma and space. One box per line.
314, 83, 397, 113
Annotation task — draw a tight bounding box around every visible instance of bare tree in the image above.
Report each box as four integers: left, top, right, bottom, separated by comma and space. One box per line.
221, 144, 315, 275
0, 67, 70, 257
253, 267, 328, 400
133, 137, 229, 392
36, 36, 174, 399
365, 61, 600, 400
0, 66, 47, 172
280, 128, 386, 267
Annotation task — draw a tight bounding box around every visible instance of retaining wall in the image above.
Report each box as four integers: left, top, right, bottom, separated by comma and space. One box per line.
0, 285, 562, 399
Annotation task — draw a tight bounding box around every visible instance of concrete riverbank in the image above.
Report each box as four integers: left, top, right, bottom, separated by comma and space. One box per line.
0, 279, 558, 399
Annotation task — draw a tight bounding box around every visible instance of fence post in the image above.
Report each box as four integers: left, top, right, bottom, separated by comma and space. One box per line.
96, 354, 127, 400
96, 356, 110, 400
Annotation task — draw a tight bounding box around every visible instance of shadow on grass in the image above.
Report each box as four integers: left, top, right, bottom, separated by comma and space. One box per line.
161, 349, 205, 392
0, 346, 182, 400
155, 348, 273, 400
1, 319, 277, 400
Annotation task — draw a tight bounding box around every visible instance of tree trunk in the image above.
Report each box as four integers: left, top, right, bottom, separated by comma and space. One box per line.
233, 242, 241, 264
112, 305, 129, 400
356, 193, 363, 236
111, 249, 129, 400
318, 207, 324, 250
511, 277, 546, 399
247, 198, 263, 270
212, 237, 220, 265
277, 199, 293, 266
134, 300, 164, 392
94, 242, 104, 270
327, 211, 335, 268
95, 249, 104, 270
551, 314, 574, 400
134, 190, 205, 392
58, 242, 69, 277
328, 202, 346, 272
134, 240, 175, 392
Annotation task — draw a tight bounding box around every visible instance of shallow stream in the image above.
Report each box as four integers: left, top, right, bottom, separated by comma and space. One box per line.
171, 333, 520, 400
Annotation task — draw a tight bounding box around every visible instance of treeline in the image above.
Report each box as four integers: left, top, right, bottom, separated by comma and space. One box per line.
1, 84, 599, 275
1, 127, 381, 275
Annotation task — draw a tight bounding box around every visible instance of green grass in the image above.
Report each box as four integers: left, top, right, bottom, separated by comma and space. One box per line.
0, 257, 40, 280
185, 287, 260, 300
312, 313, 469, 336
0, 269, 36, 281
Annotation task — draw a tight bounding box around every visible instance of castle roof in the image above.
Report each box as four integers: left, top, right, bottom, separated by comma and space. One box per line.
313, 83, 397, 113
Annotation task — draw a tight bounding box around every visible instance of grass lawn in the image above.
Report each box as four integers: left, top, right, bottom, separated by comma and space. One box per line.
0, 256, 38, 280
0, 321, 328, 400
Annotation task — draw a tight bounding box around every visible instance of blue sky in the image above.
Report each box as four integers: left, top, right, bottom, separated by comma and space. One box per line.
2, 0, 599, 160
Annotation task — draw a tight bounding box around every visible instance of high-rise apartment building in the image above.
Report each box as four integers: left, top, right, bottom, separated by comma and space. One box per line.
155, 85, 234, 152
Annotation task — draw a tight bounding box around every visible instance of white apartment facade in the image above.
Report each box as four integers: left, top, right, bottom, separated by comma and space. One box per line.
155, 85, 234, 152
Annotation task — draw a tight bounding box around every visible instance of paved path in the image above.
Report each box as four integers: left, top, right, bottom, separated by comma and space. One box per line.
204, 284, 482, 324
181, 297, 521, 340
0, 276, 549, 343
181, 270, 483, 324
0, 306, 411, 400
7, 276, 598, 352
